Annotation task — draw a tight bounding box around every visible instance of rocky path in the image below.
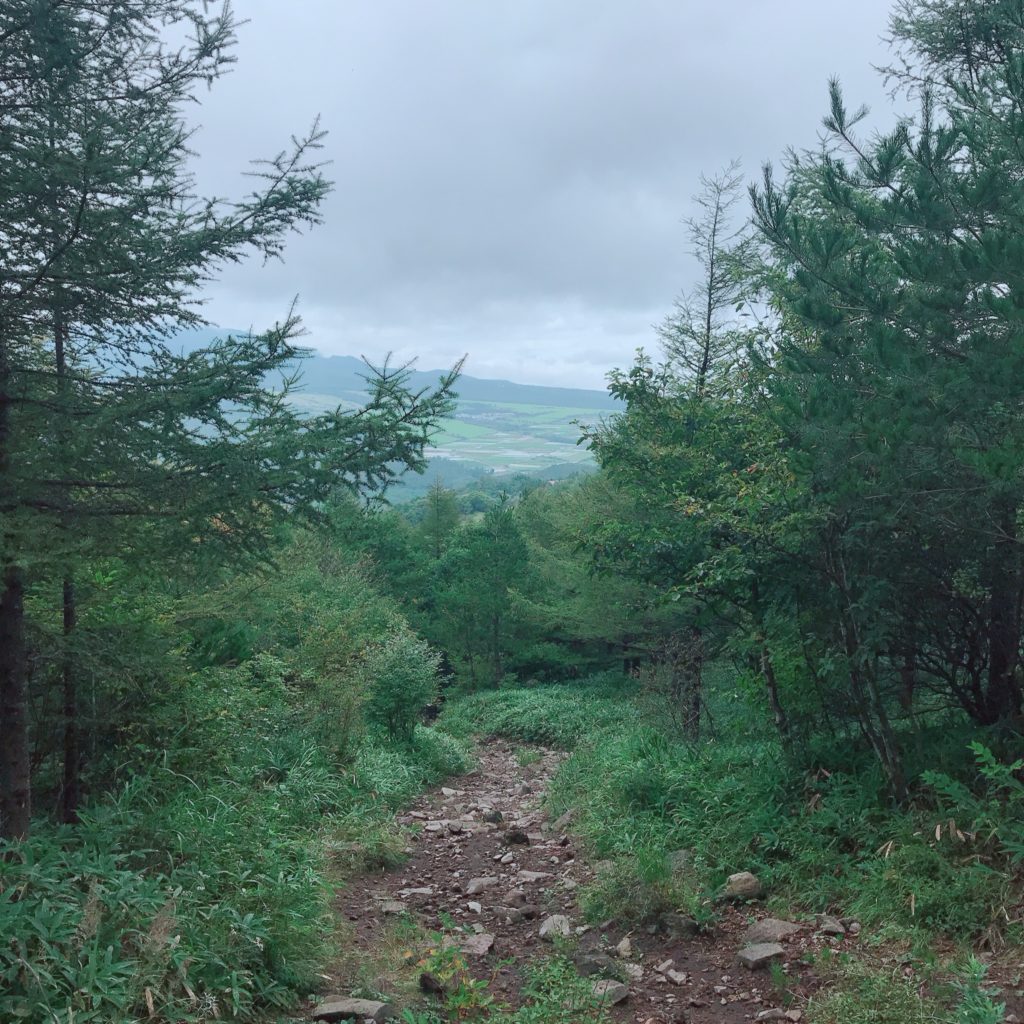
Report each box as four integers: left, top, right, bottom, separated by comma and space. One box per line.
313, 742, 834, 1023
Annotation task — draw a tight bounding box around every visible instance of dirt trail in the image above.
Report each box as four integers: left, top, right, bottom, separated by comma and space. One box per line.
320, 742, 821, 1023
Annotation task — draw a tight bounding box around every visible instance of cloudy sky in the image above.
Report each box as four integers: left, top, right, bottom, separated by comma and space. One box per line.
193, 1, 898, 389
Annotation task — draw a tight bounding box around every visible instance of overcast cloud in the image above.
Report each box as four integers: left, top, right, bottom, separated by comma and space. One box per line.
192, 1, 898, 389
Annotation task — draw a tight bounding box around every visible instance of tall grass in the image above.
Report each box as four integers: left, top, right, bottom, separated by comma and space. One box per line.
443, 678, 1023, 946
0, 722, 468, 1023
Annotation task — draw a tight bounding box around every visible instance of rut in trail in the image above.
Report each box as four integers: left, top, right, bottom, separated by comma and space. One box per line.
318, 742, 819, 1023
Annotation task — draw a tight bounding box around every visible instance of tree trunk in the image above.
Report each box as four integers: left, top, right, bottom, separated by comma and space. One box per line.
491, 614, 503, 686
685, 627, 703, 741
61, 576, 79, 823
899, 648, 917, 712
761, 643, 792, 747
984, 502, 1022, 725
0, 335, 31, 841
54, 317, 80, 823
0, 564, 31, 841
829, 539, 908, 803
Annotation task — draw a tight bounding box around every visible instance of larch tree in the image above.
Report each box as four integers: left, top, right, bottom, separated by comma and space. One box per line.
659, 159, 753, 398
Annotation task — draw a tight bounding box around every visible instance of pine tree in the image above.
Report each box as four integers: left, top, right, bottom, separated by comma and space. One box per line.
749, 0, 1024, 792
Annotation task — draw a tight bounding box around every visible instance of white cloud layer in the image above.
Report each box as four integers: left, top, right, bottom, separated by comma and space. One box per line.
192, 0, 898, 388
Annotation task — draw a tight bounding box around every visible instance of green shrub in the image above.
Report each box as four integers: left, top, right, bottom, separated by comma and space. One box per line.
505, 956, 610, 1024
362, 630, 442, 743
0, 768, 332, 1023
952, 958, 1005, 1024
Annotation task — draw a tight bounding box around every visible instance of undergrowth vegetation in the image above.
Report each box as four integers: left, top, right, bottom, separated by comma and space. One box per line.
438, 674, 638, 748
0, 536, 469, 1023
438, 676, 1024, 1021
554, 719, 1024, 946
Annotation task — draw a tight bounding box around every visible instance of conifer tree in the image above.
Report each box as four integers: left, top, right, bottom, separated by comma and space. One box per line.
749, 0, 1024, 792
659, 160, 753, 397
0, 1, 457, 839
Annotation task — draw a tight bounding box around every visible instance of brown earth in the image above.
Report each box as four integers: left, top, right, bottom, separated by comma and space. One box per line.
313, 741, 867, 1022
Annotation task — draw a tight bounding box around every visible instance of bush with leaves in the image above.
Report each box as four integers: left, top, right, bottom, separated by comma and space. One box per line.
361, 630, 442, 743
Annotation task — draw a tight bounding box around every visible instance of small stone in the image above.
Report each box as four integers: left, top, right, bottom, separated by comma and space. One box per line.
539, 914, 571, 940
737, 943, 785, 970
312, 998, 394, 1022
666, 848, 694, 873
591, 979, 629, 1005
723, 871, 763, 900
785, 1011, 803, 1022
744, 918, 801, 944
441, 787, 458, 797
550, 808, 576, 832
465, 876, 498, 895
655, 959, 675, 974
380, 901, 406, 915
461, 932, 495, 957
616, 937, 633, 958
505, 888, 527, 906
817, 914, 845, 936
847, 921, 862, 936
662, 913, 700, 937
573, 951, 617, 977
517, 870, 552, 883
505, 828, 530, 845
757, 1010, 788, 1021
447, 821, 464, 834
482, 809, 504, 823
467, 901, 482, 914
666, 970, 688, 986
623, 963, 644, 982
500, 852, 515, 864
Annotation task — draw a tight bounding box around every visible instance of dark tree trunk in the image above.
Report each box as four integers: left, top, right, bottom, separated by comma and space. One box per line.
0, 335, 31, 841
984, 503, 1022, 725
761, 644, 792, 747
54, 317, 81, 823
685, 627, 703, 741
899, 648, 917, 712
491, 614, 503, 686
829, 538, 908, 803
60, 576, 79, 823
0, 565, 31, 841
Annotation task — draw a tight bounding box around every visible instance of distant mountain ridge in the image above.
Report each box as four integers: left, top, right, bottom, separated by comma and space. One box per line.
173, 327, 617, 411
299, 353, 618, 411
173, 328, 615, 493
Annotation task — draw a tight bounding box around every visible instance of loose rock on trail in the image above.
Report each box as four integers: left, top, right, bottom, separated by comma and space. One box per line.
315, 742, 830, 1023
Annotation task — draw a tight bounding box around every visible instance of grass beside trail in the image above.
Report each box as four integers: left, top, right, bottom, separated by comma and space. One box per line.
438, 674, 639, 748
0, 717, 470, 1024
439, 676, 1020, 1024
